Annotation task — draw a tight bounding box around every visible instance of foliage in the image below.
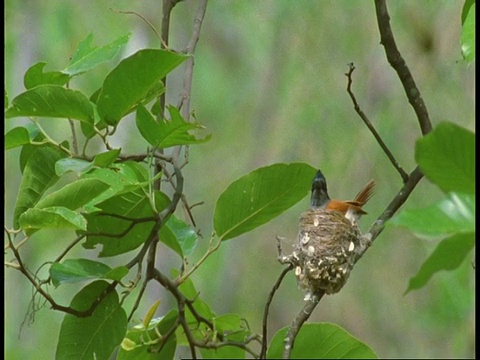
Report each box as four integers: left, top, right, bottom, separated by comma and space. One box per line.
4, 1, 474, 359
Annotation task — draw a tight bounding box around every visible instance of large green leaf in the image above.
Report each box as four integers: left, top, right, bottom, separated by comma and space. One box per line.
81, 162, 152, 211
49, 259, 120, 287
64, 33, 132, 76
214, 163, 317, 241
415, 122, 475, 194
83, 190, 170, 257
13, 146, 66, 228
19, 206, 87, 232
405, 232, 474, 294
96, 49, 188, 125
267, 323, 377, 359
35, 178, 110, 210
56, 281, 127, 360
23, 62, 70, 89
136, 104, 211, 148
461, 2, 475, 62
389, 192, 475, 237
5, 85, 94, 125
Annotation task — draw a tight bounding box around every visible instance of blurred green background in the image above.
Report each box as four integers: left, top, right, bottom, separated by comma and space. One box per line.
5, 1, 474, 359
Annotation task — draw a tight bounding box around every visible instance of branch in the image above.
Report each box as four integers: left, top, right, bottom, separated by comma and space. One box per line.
260, 264, 293, 359
359, 165, 423, 254
345, 63, 409, 182
282, 290, 325, 359
374, 0, 432, 135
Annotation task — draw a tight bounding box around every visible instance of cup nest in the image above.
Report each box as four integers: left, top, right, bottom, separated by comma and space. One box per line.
292, 209, 362, 295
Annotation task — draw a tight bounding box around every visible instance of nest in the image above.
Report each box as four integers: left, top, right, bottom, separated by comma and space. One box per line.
292, 209, 362, 295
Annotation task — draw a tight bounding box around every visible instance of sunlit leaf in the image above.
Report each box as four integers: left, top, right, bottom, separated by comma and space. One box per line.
5, 85, 94, 124
214, 163, 316, 241
35, 178, 110, 210
64, 33, 132, 76
55, 157, 94, 176
19, 206, 87, 233
96, 49, 188, 125
389, 192, 475, 237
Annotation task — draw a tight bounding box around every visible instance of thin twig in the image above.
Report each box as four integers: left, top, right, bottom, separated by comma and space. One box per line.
260, 264, 293, 359
110, 8, 165, 47
345, 63, 409, 183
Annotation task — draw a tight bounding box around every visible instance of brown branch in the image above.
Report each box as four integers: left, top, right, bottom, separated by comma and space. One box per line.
178, 0, 208, 118
282, 290, 325, 359
260, 264, 293, 359
374, 0, 432, 136
345, 63, 409, 183
281, 3, 435, 356
360, 165, 423, 253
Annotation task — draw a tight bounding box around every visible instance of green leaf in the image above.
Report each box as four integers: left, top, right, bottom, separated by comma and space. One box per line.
55, 157, 94, 176
5, 127, 30, 150
5, 85, 94, 125
118, 310, 178, 360
103, 266, 129, 282
159, 215, 198, 257
19, 206, 87, 233
64, 33, 132, 76
93, 149, 121, 167
214, 163, 317, 241
13, 146, 66, 228
56, 280, 127, 360
461, 2, 475, 62
267, 323, 377, 359
24, 62, 70, 89
81, 162, 151, 210
5, 124, 39, 150
405, 232, 474, 294
96, 49, 188, 125
136, 104, 211, 148
83, 190, 170, 257
212, 313, 242, 334
389, 192, 475, 237
35, 178, 110, 210
49, 259, 113, 287
415, 122, 474, 194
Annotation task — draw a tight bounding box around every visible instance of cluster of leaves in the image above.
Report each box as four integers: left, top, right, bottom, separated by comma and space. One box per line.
4, 32, 376, 359
4, 1, 474, 358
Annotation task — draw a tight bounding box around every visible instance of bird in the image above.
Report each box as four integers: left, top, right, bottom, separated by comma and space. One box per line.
309, 170, 375, 225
